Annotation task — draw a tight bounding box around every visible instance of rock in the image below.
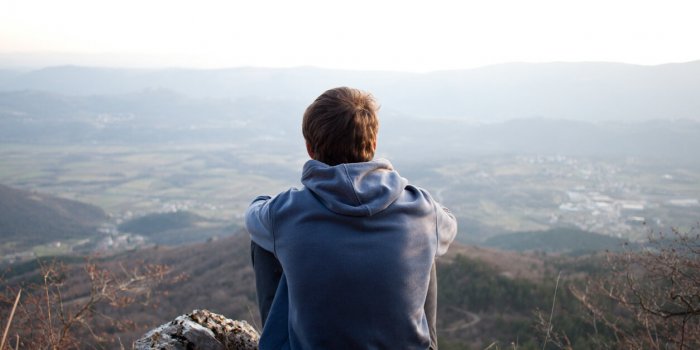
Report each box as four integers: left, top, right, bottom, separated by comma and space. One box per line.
134, 309, 260, 350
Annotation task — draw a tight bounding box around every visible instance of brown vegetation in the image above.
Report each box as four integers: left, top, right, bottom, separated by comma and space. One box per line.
8, 228, 695, 349
443, 243, 549, 281
0, 257, 171, 349
541, 225, 700, 349
3, 233, 259, 348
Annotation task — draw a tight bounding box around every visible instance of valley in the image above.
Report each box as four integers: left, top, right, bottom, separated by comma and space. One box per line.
2, 142, 697, 261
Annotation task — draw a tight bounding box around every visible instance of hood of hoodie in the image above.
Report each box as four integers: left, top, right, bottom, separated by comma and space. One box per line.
301, 159, 408, 217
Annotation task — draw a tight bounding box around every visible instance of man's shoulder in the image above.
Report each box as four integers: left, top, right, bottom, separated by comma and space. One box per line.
266, 186, 314, 209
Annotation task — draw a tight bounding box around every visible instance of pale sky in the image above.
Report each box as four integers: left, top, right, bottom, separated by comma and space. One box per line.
1, 0, 699, 72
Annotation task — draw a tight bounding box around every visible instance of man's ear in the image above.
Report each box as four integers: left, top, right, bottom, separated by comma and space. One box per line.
306, 141, 315, 160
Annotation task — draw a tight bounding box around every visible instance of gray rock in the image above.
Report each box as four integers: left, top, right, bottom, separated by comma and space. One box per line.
134, 309, 260, 350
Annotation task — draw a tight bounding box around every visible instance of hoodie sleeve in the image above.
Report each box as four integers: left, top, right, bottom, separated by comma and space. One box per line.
245, 195, 276, 254
435, 203, 457, 256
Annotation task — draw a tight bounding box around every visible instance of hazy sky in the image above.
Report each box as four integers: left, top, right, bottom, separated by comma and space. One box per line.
1, 0, 699, 71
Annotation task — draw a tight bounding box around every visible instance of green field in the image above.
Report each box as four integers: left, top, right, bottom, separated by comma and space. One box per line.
0, 143, 299, 223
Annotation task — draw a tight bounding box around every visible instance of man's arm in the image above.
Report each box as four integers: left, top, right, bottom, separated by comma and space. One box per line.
245, 195, 275, 254
246, 195, 285, 327
251, 240, 283, 325
431, 204, 456, 350
436, 204, 457, 256
425, 262, 438, 350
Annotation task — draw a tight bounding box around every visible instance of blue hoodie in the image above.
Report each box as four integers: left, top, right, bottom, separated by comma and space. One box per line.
245, 159, 457, 349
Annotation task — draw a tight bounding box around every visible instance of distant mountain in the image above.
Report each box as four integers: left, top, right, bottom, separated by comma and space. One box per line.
1, 89, 699, 161
384, 116, 700, 162
0, 89, 300, 146
482, 227, 634, 254
0, 184, 107, 252
2, 61, 700, 161
1, 61, 699, 122
0, 69, 23, 85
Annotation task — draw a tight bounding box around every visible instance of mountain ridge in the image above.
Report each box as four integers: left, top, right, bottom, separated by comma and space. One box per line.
2, 89, 698, 161
2, 61, 699, 122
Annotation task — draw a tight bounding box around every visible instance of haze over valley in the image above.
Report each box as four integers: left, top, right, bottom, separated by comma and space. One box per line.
1, 61, 699, 259
1, 61, 699, 349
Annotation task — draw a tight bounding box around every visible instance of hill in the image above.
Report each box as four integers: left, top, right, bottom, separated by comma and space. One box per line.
482, 227, 634, 253
0, 184, 107, 254
117, 210, 231, 245
1, 233, 261, 347
1, 234, 598, 349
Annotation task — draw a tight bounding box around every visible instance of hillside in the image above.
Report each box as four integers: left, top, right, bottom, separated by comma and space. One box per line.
0, 184, 107, 253
1, 233, 261, 347
117, 210, 230, 245
482, 227, 634, 254
2, 234, 598, 349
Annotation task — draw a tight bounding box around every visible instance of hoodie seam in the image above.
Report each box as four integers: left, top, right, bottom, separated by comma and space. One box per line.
342, 164, 370, 216
268, 196, 278, 257
433, 200, 440, 259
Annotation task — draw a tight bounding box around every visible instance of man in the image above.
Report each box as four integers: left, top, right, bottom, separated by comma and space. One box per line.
246, 87, 457, 349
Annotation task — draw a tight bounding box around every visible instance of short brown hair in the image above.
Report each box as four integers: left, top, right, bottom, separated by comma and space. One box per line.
302, 87, 379, 166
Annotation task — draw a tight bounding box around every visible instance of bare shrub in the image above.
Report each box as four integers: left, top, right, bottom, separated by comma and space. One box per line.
1, 258, 170, 349
550, 225, 700, 349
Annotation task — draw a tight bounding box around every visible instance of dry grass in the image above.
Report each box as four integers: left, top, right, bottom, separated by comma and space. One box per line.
1, 289, 21, 350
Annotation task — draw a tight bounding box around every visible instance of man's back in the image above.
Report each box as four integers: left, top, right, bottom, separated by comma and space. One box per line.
246, 159, 457, 349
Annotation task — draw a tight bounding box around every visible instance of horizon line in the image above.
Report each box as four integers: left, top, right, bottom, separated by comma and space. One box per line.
1, 52, 699, 74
